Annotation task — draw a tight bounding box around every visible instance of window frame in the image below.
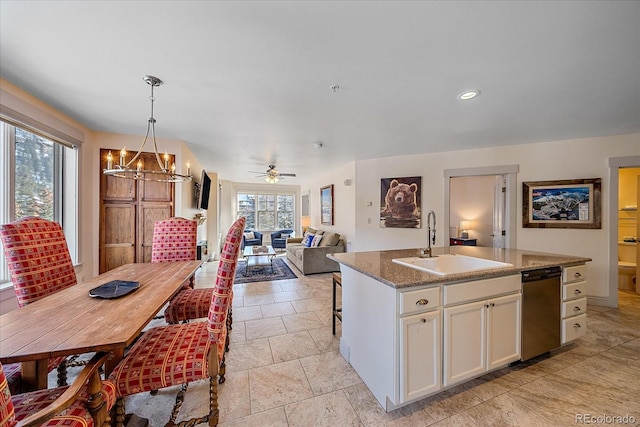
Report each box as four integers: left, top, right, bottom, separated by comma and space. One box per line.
237, 191, 296, 232
0, 121, 79, 286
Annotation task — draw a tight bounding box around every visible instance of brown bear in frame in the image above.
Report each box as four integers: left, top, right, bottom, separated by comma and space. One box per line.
380, 177, 421, 228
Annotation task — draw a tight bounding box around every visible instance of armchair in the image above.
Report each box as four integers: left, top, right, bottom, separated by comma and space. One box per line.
0, 351, 116, 427
270, 229, 294, 250
241, 230, 263, 249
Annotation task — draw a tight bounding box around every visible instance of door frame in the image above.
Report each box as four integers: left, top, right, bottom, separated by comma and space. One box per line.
444, 165, 518, 248
607, 156, 640, 308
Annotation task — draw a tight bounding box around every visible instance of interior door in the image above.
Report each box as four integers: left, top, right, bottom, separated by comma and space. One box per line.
492, 175, 506, 248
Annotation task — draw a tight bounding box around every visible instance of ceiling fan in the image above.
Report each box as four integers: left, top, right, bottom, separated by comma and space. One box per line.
250, 164, 296, 183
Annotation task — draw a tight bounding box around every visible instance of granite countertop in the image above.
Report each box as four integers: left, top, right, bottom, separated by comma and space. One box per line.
328, 246, 591, 289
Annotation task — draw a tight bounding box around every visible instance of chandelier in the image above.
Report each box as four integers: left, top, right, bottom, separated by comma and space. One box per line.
103, 75, 192, 183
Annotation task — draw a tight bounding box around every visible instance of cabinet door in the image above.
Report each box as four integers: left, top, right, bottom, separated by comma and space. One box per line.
443, 300, 486, 387
487, 293, 521, 370
138, 203, 173, 263
100, 203, 136, 273
399, 310, 441, 402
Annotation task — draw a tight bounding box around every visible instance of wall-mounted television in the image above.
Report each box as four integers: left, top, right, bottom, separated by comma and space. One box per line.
197, 170, 211, 210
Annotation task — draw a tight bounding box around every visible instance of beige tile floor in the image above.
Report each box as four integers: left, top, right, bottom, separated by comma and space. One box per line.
119, 258, 640, 426
211, 258, 640, 427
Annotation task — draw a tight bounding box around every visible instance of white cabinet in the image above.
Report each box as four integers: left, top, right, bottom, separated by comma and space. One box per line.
443, 276, 521, 387
399, 309, 440, 401
561, 265, 588, 344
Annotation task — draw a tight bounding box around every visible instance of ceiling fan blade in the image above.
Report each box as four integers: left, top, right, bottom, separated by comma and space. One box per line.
278, 173, 296, 177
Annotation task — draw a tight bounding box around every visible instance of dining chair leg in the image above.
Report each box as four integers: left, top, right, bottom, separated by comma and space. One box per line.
218, 357, 226, 384
113, 397, 126, 427
209, 375, 219, 427
57, 361, 68, 386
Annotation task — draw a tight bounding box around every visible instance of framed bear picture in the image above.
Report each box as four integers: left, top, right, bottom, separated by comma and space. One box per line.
380, 176, 422, 228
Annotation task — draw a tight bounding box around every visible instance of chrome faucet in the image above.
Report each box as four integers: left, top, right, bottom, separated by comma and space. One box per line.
420, 210, 437, 257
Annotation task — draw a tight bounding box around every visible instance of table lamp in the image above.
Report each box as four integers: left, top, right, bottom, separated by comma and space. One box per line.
460, 221, 471, 239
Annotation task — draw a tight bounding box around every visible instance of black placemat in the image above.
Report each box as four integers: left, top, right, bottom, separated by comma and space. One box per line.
89, 280, 140, 299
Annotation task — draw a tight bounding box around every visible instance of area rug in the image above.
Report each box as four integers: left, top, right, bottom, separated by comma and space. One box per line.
234, 257, 298, 284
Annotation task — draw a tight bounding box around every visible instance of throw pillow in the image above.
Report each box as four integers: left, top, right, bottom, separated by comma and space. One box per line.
310, 234, 323, 247
281, 233, 291, 238
244, 231, 255, 240
302, 233, 315, 247
319, 232, 341, 247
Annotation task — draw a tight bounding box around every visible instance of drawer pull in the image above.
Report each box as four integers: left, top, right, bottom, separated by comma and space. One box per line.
573, 306, 582, 312
421, 318, 427, 323
573, 272, 582, 278
573, 323, 582, 328
415, 299, 429, 306
574, 289, 582, 295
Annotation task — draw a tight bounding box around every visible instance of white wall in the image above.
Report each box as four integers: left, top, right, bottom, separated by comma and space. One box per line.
299, 161, 356, 250
346, 133, 639, 301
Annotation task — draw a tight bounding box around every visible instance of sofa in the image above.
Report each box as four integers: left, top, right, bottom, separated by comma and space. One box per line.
286, 227, 345, 275
271, 229, 294, 250
242, 230, 263, 249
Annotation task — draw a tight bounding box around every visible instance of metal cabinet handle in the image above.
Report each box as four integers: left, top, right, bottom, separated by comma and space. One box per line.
574, 323, 582, 328
574, 272, 582, 278
573, 306, 581, 312
415, 299, 429, 306
574, 289, 582, 294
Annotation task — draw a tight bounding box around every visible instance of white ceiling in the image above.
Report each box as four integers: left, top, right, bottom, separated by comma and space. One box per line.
1, 1, 639, 184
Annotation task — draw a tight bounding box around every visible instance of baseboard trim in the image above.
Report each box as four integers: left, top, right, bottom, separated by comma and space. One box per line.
587, 295, 612, 307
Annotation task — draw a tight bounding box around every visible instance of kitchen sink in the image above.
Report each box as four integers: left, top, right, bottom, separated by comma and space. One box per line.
392, 254, 513, 276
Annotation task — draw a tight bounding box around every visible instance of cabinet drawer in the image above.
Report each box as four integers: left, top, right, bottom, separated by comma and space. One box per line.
400, 286, 441, 315
563, 265, 587, 283
444, 275, 520, 306
562, 281, 587, 301
562, 297, 587, 318
562, 313, 587, 343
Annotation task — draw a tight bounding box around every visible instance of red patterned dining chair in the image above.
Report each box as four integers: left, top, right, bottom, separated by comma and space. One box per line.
107, 217, 245, 427
0, 217, 78, 390
151, 217, 198, 288
162, 218, 245, 356
0, 352, 116, 427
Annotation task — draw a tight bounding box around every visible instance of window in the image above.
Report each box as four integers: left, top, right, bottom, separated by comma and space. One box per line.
0, 121, 78, 284
237, 192, 295, 231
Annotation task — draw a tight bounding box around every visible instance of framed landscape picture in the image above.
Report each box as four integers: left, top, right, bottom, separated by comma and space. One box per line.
320, 184, 334, 225
522, 178, 601, 229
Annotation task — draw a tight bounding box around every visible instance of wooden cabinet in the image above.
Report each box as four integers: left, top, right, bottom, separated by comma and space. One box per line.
399, 287, 441, 402
561, 265, 588, 343
99, 149, 175, 273
443, 276, 521, 387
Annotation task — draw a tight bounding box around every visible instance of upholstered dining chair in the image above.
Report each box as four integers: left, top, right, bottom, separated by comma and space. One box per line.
151, 217, 198, 288
163, 219, 244, 351
0, 216, 78, 390
108, 217, 245, 427
0, 352, 116, 427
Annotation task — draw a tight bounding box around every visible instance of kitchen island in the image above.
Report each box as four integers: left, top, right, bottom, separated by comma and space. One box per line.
328, 246, 591, 411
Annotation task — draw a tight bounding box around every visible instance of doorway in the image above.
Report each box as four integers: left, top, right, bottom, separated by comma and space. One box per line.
444, 165, 518, 248
609, 156, 640, 307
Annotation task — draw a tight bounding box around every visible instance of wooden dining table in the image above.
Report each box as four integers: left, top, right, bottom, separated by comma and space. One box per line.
0, 260, 202, 391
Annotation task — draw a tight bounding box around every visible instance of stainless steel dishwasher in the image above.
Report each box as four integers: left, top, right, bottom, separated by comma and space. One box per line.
521, 267, 561, 361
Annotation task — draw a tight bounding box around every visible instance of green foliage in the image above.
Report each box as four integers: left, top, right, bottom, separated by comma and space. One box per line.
14, 128, 54, 220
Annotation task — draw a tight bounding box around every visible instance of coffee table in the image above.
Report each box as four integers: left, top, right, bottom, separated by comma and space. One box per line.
243, 245, 277, 275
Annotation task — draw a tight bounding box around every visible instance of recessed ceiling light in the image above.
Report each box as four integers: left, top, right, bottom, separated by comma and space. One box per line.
457, 90, 480, 100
